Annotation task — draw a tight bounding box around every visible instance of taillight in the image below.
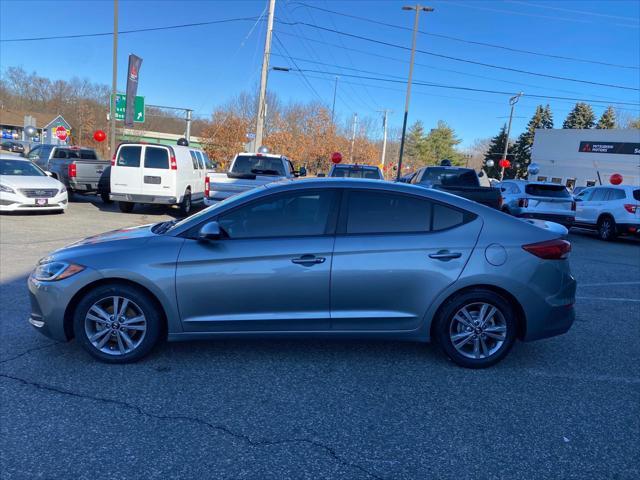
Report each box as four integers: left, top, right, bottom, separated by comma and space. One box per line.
204, 176, 210, 197
68, 163, 76, 178
523, 239, 571, 260
170, 156, 177, 170
518, 198, 529, 208
571, 201, 576, 211
623, 204, 637, 214
111, 153, 116, 166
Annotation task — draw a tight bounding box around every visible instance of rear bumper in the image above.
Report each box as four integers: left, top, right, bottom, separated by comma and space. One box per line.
69, 180, 107, 193
110, 193, 177, 204
617, 222, 640, 236
516, 212, 575, 226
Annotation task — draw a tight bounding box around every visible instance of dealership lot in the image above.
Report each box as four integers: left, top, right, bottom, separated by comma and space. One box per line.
1, 200, 639, 480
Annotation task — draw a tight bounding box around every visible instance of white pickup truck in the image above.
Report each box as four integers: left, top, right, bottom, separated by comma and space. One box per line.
204, 152, 306, 206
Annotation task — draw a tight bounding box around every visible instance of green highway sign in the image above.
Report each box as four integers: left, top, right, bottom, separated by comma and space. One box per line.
111, 93, 145, 123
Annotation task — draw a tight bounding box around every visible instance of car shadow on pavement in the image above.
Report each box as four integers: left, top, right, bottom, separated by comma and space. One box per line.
68, 195, 207, 220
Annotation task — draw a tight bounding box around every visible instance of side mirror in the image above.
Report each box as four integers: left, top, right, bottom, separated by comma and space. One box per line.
198, 221, 222, 241
298, 166, 307, 177
45, 171, 53, 177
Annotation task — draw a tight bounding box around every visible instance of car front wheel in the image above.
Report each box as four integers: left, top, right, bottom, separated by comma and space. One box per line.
435, 289, 517, 368
73, 284, 162, 363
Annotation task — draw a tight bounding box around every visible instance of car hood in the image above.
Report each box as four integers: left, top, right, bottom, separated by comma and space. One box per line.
66, 223, 157, 248
0, 174, 63, 189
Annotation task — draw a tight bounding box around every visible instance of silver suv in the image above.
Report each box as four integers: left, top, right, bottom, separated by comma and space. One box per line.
498, 180, 575, 227
574, 185, 640, 240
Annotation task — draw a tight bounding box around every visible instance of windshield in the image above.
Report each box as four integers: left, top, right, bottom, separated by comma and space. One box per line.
525, 184, 570, 198
0, 159, 46, 176
418, 167, 479, 187
331, 166, 382, 179
231, 155, 285, 176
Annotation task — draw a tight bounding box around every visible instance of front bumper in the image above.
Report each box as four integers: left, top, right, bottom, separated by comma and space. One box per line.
0, 192, 68, 211
110, 193, 177, 204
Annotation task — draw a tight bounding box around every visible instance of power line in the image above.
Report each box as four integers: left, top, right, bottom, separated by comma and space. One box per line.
0, 16, 259, 42
506, 0, 640, 22
276, 19, 640, 92
288, 2, 639, 70
284, 67, 640, 107
274, 30, 636, 104
272, 33, 324, 103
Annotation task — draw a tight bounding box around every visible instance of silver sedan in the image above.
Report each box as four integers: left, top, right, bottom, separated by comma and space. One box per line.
28, 178, 576, 368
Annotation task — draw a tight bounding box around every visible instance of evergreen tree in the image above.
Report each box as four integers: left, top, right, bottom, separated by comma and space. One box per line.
483, 124, 513, 179
513, 104, 554, 178
596, 106, 616, 129
404, 120, 426, 165
563, 102, 596, 129
422, 120, 463, 165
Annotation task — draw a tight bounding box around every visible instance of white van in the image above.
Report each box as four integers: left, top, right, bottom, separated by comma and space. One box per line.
110, 142, 211, 214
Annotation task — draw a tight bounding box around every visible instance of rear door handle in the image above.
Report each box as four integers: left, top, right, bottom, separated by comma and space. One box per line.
292, 255, 326, 266
429, 251, 462, 261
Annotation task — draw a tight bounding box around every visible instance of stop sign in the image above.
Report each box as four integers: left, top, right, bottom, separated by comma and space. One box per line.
55, 126, 68, 141
331, 152, 342, 164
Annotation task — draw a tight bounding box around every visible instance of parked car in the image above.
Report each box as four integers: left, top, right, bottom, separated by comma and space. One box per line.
497, 181, 575, 227
1, 140, 25, 154
573, 185, 640, 240
329, 164, 383, 180
28, 178, 576, 368
0, 156, 68, 212
411, 166, 502, 209
110, 142, 209, 214
204, 152, 305, 206
572, 186, 588, 198
27, 145, 110, 203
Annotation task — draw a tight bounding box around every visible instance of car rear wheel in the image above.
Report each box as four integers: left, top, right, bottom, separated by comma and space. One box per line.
179, 189, 192, 216
435, 289, 517, 369
73, 284, 162, 363
118, 201, 134, 213
597, 216, 617, 241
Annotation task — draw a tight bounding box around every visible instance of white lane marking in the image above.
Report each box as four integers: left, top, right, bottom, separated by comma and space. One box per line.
577, 296, 640, 303
579, 281, 640, 287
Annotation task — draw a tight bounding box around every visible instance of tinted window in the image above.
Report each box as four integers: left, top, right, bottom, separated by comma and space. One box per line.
189, 151, 199, 169
195, 151, 205, 170
633, 190, 640, 201
53, 149, 69, 159
202, 152, 215, 169
525, 184, 570, 198
347, 191, 431, 234
433, 204, 466, 231
0, 160, 46, 176
418, 167, 479, 187
218, 190, 337, 239
79, 149, 97, 160
590, 188, 608, 201
231, 155, 286, 176
117, 146, 142, 167
144, 147, 169, 169
331, 166, 382, 179
608, 189, 625, 200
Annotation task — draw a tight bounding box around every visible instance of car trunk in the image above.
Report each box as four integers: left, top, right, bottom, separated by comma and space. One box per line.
74, 161, 110, 192
525, 184, 573, 214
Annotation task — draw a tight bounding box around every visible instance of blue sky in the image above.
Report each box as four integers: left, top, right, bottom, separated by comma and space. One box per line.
1, 0, 639, 147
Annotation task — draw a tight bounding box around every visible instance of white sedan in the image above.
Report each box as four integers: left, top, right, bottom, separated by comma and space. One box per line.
0, 156, 68, 213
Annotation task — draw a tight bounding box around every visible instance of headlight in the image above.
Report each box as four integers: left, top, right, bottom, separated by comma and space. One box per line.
33, 261, 85, 281
0, 184, 15, 193
60, 185, 67, 194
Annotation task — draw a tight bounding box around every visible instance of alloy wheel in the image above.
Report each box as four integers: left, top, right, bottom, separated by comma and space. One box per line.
449, 302, 507, 360
84, 296, 147, 356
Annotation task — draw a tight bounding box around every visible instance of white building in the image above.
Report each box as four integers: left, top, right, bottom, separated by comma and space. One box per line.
531, 128, 640, 189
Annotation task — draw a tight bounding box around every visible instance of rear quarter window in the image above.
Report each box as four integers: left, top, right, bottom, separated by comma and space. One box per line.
116, 146, 142, 167
525, 184, 570, 198
633, 190, 640, 201
608, 189, 625, 200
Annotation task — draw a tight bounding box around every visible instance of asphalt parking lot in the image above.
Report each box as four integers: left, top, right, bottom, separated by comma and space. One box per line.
1, 198, 639, 480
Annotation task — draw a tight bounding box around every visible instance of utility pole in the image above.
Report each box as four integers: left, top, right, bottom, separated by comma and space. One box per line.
185, 109, 192, 142
109, 0, 118, 156
331, 76, 338, 124
396, 4, 433, 181
378, 109, 392, 175
254, 0, 276, 151
500, 92, 524, 180
349, 113, 358, 162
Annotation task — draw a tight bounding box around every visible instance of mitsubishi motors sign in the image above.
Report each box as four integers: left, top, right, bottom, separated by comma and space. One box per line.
579, 141, 640, 155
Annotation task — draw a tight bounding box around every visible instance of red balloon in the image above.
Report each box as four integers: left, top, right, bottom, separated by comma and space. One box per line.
331, 152, 342, 164
93, 130, 106, 142
610, 173, 623, 185
499, 158, 511, 169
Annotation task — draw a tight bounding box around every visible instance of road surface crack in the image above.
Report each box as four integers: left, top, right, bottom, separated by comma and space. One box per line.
0, 373, 385, 480
0, 342, 60, 364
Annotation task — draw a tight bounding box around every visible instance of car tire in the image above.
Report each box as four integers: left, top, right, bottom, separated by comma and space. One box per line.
73, 283, 162, 363
597, 215, 617, 241
179, 189, 192, 216
118, 201, 134, 213
434, 289, 517, 369
100, 192, 113, 204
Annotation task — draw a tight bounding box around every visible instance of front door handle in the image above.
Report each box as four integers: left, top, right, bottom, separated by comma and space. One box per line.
429, 251, 462, 261
292, 255, 326, 266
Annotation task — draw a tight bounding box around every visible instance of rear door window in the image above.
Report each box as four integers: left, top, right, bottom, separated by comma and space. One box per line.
589, 188, 608, 201
144, 147, 169, 169
116, 146, 142, 167
608, 189, 625, 201
346, 191, 432, 234
525, 184, 570, 198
